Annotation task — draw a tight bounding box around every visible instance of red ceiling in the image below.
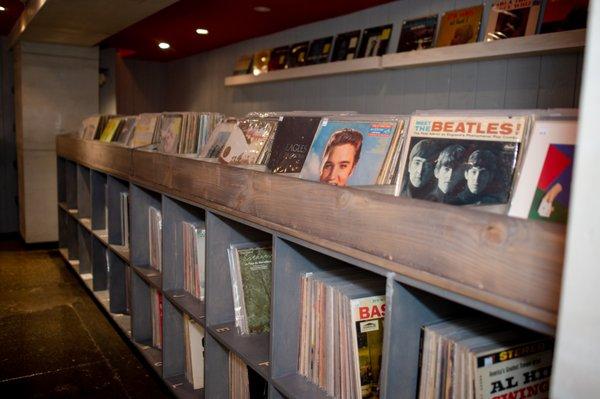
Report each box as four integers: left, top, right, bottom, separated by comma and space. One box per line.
0, 0, 24, 36
101, 0, 394, 61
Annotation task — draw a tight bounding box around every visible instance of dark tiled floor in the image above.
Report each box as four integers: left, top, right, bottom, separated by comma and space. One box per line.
0, 240, 172, 398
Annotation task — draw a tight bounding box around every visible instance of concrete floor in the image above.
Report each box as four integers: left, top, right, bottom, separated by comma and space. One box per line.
0, 239, 172, 398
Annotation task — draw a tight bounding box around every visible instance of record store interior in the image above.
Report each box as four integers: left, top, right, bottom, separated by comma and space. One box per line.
0, 0, 599, 398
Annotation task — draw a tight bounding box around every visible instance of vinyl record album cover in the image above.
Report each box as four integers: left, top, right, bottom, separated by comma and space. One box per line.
306, 36, 334, 65
356, 24, 393, 57
99, 117, 123, 142
199, 121, 241, 158
130, 113, 160, 147
509, 119, 577, 224
300, 117, 400, 186
398, 114, 529, 205
218, 117, 279, 165
268, 46, 290, 70
157, 114, 183, 153
287, 41, 309, 68
267, 116, 323, 174
252, 49, 271, 75
397, 15, 438, 52
485, 0, 541, 41
233, 54, 252, 75
435, 5, 483, 47
540, 0, 588, 33
331, 30, 361, 62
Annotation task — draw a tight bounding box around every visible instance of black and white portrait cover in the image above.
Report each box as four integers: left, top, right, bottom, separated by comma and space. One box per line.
267, 116, 323, 174
397, 114, 529, 205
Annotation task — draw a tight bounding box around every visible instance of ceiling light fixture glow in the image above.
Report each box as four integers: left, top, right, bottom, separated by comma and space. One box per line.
196, 28, 209, 35
253, 6, 271, 12
0, 6, 6, 11
158, 42, 170, 49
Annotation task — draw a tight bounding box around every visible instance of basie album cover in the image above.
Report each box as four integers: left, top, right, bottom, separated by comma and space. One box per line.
435, 5, 483, 47
357, 24, 393, 58
268, 46, 290, 71
509, 119, 577, 224
540, 0, 588, 33
485, 0, 541, 41
267, 116, 323, 174
397, 114, 529, 205
287, 41, 309, 68
330, 30, 361, 61
299, 117, 400, 187
306, 36, 334, 65
397, 15, 438, 52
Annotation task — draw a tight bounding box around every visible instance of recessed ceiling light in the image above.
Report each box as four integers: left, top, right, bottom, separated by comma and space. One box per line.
196, 28, 209, 35
158, 42, 170, 50
253, 6, 271, 12
0, 6, 6, 11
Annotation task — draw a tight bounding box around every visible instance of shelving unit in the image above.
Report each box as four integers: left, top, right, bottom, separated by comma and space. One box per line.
224, 29, 586, 87
56, 132, 565, 398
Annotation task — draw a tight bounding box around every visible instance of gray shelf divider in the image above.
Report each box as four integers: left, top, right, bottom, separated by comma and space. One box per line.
131, 270, 153, 344
163, 297, 185, 378
164, 290, 205, 326
90, 170, 107, 230
65, 159, 77, 209
58, 207, 68, 250
67, 214, 79, 260
76, 165, 91, 219
204, 333, 230, 399
77, 224, 92, 274
107, 175, 129, 246
57, 157, 66, 204
130, 183, 161, 267
92, 236, 108, 291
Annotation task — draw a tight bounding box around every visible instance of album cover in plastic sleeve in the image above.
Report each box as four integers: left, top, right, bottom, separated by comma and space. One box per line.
233, 54, 252, 75
397, 15, 438, 52
252, 49, 271, 75
397, 114, 529, 205
268, 46, 290, 71
218, 117, 279, 165
509, 119, 577, 224
299, 116, 401, 186
540, 0, 588, 33
131, 113, 160, 147
99, 116, 123, 142
267, 116, 322, 174
199, 120, 241, 159
435, 5, 483, 47
287, 41, 309, 68
157, 114, 183, 153
331, 30, 361, 62
357, 24, 393, 58
485, 0, 541, 41
306, 36, 334, 65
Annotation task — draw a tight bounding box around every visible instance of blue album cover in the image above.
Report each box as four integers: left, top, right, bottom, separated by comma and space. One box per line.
300, 119, 398, 186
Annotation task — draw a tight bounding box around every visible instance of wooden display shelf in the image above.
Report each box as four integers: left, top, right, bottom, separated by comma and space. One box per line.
132, 265, 162, 290
164, 375, 204, 399
224, 30, 585, 87
56, 134, 132, 180
382, 29, 586, 70
135, 342, 163, 375
58, 135, 565, 331
224, 56, 382, 86
110, 244, 131, 263
93, 229, 109, 246
164, 289, 206, 326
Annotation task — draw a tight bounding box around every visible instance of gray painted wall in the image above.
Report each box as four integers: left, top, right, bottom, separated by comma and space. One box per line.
165, 0, 583, 117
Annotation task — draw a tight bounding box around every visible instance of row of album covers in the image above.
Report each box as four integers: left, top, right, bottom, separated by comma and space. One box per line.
79, 108, 577, 225
111, 197, 553, 398
231, 0, 587, 76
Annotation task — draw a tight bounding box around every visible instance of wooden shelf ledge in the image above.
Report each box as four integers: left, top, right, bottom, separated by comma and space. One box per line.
223, 30, 585, 87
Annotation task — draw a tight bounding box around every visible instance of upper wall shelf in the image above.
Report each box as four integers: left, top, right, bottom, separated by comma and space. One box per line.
224, 29, 586, 87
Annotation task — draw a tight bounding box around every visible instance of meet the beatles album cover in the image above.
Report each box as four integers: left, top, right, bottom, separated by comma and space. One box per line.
397, 114, 528, 205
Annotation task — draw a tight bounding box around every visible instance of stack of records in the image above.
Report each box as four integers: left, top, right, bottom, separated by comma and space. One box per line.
130, 113, 161, 147
298, 270, 385, 398
229, 352, 268, 399
157, 112, 222, 155
157, 113, 184, 154
198, 119, 240, 159
119, 192, 129, 247
98, 116, 125, 142
218, 116, 279, 165
183, 314, 205, 389
299, 115, 406, 187
78, 115, 104, 140
396, 111, 531, 206
227, 242, 272, 335
148, 206, 162, 272
113, 116, 137, 145
182, 221, 206, 301
150, 288, 163, 349
418, 318, 553, 399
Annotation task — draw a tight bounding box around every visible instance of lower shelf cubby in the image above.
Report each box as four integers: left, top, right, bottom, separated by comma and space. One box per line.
66, 213, 79, 261
77, 224, 92, 277
108, 251, 129, 314
131, 272, 163, 374
91, 236, 108, 291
